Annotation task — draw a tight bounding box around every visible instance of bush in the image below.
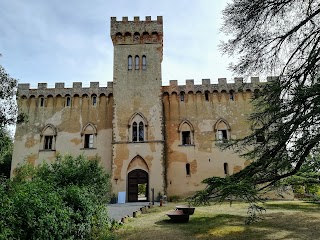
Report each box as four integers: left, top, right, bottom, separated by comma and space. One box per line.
168, 195, 181, 202
0, 154, 115, 240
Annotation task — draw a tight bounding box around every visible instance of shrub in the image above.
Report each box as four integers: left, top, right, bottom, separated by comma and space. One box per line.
168, 195, 181, 202
0, 154, 115, 240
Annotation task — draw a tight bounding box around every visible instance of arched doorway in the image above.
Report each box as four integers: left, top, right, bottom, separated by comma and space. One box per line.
127, 169, 149, 202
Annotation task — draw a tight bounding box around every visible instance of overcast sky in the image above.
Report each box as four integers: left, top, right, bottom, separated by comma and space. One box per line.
0, 0, 235, 88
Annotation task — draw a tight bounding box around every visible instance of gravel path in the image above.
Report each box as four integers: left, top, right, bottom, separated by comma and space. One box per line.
108, 202, 154, 221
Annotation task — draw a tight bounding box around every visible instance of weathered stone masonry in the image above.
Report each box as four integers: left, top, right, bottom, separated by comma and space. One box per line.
12, 16, 264, 201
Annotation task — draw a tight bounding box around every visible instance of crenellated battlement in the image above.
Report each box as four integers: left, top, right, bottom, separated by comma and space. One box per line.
17, 82, 114, 98
17, 76, 276, 99
161, 76, 275, 94
110, 16, 163, 45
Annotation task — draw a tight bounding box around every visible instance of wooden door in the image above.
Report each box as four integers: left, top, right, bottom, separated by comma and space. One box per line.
128, 169, 148, 202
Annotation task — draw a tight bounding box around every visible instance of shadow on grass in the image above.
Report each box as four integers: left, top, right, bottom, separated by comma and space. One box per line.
154, 211, 320, 240
264, 201, 320, 212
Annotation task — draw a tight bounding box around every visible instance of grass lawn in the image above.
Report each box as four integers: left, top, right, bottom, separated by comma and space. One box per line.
114, 201, 320, 240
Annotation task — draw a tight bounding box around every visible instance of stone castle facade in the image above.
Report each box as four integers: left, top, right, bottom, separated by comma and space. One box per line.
12, 16, 264, 202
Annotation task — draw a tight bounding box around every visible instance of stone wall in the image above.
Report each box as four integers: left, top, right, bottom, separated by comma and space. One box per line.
12, 83, 113, 175
162, 78, 264, 197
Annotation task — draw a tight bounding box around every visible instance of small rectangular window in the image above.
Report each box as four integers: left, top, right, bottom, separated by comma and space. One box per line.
205, 92, 209, 101
142, 56, 146, 70
230, 92, 234, 101
84, 134, 94, 148
92, 96, 97, 106
180, 93, 184, 101
128, 56, 132, 70
44, 136, 53, 150
224, 162, 229, 175
182, 131, 191, 145
186, 163, 191, 176
135, 56, 140, 70
66, 97, 71, 106
40, 98, 45, 107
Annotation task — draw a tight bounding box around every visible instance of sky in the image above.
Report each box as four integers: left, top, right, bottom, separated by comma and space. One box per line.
0, 0, 234, 88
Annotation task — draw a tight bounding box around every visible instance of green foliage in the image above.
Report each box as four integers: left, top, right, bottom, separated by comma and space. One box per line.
0, 128, 13, 177
138, 183, 146, 195
0, 55, 26, 128
0, 154, 115, 239
168, 195, 181, 202
282, 154, 320, 198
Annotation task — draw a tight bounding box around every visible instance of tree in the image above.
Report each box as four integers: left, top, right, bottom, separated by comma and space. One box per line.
0, 128, 13, 177
192, 0, 320, 210
0, 54, 26, 178
0, 54, 21, 127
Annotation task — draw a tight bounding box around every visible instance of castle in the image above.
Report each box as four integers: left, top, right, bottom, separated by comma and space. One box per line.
12, 16, 264, 202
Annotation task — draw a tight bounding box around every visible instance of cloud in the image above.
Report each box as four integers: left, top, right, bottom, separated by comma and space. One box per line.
0, 0, 234, 88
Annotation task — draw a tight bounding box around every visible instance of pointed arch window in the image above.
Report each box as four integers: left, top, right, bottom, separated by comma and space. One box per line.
128, 55, 132, 70
139, 122, 144, 141
40, 124, 57, 151
132, 122, 138, 142
142, 55, 146, 70
178, 120, 194, 146
129, 113, 148, 142
214, 119, 231, 143
135, 55, 140, 70
81, 123, 97, 149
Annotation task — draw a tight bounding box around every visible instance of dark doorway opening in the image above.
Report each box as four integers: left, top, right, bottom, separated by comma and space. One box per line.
127, 169, 149, 202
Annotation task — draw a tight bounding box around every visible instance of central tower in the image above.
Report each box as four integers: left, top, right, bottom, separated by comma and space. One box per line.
110, 16, 165, 202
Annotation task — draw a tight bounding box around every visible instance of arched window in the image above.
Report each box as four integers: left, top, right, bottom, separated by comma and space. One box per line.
142, 55, 146, 70
180, 91, 185, 102
224, 162, 229, 175
132, 121, 145, 142
132, 122, 138, 142
133, 32, 140, 43
186, 163, 191, 176
205, 91, 209, 101
40, 124, 57, 151
39, 96, 45, 107
92, 94, 97, 106
135, 55, 140, 70
230, 90, 235, 101
81, 123, 97, 149
66, 96, 71, 107
214, 119, 231, 143
178, 120, 194, 145
139, 122, 144, 141
128, 56, 132, 70
129, 112, 148, 142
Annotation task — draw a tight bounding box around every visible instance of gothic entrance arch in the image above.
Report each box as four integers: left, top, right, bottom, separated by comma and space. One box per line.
127, 169, 149, 202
